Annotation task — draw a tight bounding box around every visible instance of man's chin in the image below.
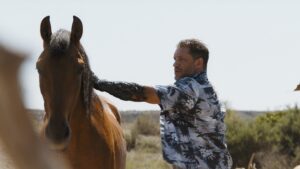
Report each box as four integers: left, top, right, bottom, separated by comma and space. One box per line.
174, 75, 181, 80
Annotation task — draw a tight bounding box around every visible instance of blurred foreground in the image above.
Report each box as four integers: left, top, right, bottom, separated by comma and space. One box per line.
0, 45, 70, 169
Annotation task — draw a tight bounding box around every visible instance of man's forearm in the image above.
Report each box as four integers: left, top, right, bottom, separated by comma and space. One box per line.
94, 79, 147, 102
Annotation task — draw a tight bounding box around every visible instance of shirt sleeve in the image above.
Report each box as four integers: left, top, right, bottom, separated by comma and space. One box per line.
155, 77, 201, 112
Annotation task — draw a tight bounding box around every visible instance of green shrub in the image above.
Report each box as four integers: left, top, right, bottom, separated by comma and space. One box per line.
225, 109, 259, 167
225, 107, 300, 168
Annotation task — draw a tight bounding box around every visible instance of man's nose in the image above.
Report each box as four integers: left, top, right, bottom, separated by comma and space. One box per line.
173, 61, 179, 67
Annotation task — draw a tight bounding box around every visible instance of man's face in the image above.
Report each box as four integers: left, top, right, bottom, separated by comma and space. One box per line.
173, 47, 203, 80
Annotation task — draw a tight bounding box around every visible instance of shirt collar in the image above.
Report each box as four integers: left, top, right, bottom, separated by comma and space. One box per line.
192, 71, 207, 78
193, 71, 209, 85
175, 71, 207, 83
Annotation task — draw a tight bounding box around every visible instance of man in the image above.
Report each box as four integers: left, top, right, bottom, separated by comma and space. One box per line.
92, 39, 232, 169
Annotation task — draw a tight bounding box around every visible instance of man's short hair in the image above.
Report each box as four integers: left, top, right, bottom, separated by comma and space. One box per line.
177, 39, 209, 69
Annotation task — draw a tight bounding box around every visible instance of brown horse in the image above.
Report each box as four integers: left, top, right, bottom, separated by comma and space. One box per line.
36, 16, 126, 169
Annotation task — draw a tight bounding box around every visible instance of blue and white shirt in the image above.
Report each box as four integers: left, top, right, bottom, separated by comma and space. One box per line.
155, 72, 232, 169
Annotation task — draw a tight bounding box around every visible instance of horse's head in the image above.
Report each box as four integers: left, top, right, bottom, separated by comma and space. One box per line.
36, 16, 92, 150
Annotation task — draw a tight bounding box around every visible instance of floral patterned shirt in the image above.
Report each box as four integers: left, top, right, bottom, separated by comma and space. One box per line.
155, 72, 232, 169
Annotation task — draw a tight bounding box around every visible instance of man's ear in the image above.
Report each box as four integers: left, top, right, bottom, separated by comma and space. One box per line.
194, 57, 204, 70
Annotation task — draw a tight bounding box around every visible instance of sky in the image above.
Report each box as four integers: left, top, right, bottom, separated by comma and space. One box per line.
0, 0, 299, 111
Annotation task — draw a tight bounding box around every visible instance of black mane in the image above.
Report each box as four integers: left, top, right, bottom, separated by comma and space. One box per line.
49, 29, 70, 55
78, 44, 94, 114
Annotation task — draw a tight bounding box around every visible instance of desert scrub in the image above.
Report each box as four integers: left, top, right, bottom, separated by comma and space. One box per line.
225, 107, 300, 168
126, 135, 170, 169
133, 113, 160, 136
225, 109, 258, 167
135, 135, 161, 153
124, 128, 138, 151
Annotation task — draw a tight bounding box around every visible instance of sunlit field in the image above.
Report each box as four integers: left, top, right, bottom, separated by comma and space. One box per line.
122, 108, 300, 169
1, 108, 300, 169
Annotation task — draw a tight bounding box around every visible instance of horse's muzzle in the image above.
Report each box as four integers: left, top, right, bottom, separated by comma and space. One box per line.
45, 119, 71, 150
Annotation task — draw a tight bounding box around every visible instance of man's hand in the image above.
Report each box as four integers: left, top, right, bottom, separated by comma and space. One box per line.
91, 71, 102, 91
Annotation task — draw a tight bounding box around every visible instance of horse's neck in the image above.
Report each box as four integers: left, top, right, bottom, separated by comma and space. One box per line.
68, 93, 116, 150
72, 95, 87, 118
70, 92, 104, 130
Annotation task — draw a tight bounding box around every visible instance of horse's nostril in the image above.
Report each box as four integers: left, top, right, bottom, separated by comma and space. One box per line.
45, 120, 70, 143
63, 127, 70, 138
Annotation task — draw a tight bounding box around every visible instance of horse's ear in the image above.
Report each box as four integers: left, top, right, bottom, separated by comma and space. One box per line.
40, 16, 52, 45
70, 16, 83, 44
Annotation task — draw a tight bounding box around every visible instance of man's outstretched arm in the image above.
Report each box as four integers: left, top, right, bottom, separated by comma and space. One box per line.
92, 73, 160, 104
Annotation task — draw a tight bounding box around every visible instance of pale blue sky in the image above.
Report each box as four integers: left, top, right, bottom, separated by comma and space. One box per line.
1, 0, 299, 111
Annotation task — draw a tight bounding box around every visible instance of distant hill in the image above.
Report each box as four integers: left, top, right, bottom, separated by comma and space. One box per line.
27, 109, 266, 123
120, 110, 267, 122
235, 110, 267, 119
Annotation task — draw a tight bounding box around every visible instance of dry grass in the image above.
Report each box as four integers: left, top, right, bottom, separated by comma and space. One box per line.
126, 150, 171, 169
126, 136, 171, 169
253, 151, 290, 169
122, 116, 171, 169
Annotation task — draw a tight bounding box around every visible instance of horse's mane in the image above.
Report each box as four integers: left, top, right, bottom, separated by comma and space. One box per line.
78, 44, 93, 114
49, 29, 70, 55
49, 29, 93, 114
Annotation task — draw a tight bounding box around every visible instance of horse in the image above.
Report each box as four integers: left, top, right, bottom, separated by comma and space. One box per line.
36, 16, 126, 169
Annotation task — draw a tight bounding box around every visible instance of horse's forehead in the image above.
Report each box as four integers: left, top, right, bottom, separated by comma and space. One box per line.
37, 51, 74, 70
47, 29, 70, 55
38, 29, 84, 66
51, 29, 70, 43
